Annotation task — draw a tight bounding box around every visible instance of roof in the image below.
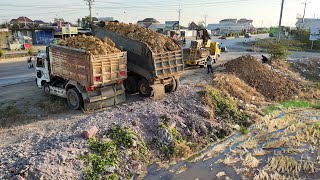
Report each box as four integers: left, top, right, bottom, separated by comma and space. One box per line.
220, 19, 237, 22
137, 18, 159, 23
33, 20, 46, 24
17, 16, 33, 22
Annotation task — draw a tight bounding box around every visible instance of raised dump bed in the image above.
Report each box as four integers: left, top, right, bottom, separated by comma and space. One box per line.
93, 24, 184, 99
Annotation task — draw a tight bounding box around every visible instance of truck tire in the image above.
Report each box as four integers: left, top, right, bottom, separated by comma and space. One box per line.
43, 82, 50, 96
67, 88, 83, 110
138, 79, 153, 97
165, 78, 177, 93
124, 76, 138, 94
174, 78, 180, 91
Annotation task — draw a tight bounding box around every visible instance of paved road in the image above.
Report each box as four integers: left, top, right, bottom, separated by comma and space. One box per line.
0, 58, 35, 87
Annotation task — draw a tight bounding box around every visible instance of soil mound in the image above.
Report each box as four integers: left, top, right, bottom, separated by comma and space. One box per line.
59, 35, 121, 55
104, 22, 180, 53
225, 55, 300, 100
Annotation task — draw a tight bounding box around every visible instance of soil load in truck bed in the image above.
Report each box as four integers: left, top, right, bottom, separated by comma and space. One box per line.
59, 35, 121, 55
104, 22, 180, 53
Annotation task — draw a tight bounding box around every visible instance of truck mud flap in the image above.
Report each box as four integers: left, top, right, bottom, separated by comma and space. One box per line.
84, 84, 126, 111
152, 84, 165, 100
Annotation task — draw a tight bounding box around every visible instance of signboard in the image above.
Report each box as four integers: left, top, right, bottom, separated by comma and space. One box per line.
310, 26, 320, 41
165, 21, 179, 29
54, 27, 78, 35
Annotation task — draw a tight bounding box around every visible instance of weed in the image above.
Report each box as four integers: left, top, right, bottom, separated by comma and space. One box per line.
263, 100, 319, 115
203, 86, 251, 126
0, 105, 24, 127
81, 127, 146, 179
0, 49, 4, 58
36, 97, 67, 114
107, 126, 134, 148
239, 126, 249, 135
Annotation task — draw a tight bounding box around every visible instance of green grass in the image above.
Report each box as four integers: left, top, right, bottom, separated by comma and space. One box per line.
280, 100, 311, 108
263, 100, 320, 115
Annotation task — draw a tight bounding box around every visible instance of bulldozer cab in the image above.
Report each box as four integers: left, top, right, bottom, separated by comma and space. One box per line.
210, 42, 221, 56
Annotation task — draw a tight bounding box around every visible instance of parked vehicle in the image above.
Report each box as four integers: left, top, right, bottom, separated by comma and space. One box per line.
35, 45, 127, 110
93, 25, 184, 99
245, 33, 252, 38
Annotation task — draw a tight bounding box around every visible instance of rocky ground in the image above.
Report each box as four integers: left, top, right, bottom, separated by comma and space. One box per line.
0, 55, 319, 180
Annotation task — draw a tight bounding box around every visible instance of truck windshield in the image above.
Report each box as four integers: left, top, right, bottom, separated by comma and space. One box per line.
36, 58, 44, 67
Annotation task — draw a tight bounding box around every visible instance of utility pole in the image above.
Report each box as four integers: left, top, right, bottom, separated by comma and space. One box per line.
278, 0, 285, 41
302, 0, 310, 23
177, 5, 182, 33
204, 15, 208, 29
84, 0, 94, 24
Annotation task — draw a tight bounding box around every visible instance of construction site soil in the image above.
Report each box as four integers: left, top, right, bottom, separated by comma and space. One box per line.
225, 55, 301, 101
104, 22, 180, 53
59, 35, 121, 55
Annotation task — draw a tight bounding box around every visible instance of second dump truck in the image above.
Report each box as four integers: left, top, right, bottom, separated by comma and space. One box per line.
35, 44, 127, 110
93, 23, 184, 99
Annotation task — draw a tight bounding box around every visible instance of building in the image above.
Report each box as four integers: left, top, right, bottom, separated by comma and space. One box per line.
148, 23, 166, 33
137, 18, 160, 28
188, 22, 199, 30
97, 17, 114, 22
10, 16, 33, 25
207, 18, 254, 34
296, 18, 320, 29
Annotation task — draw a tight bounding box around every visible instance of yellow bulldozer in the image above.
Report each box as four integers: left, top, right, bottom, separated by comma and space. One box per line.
185, 40, 221, 67
184, 29, 221, 67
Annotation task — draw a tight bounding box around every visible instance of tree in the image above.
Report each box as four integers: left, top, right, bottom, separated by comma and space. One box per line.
54, 18, 64, 23
81, 16, 91, 28
197, 21, 205, 29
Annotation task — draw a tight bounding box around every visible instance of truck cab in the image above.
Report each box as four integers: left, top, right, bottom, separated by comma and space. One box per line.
35, 48, 50, 91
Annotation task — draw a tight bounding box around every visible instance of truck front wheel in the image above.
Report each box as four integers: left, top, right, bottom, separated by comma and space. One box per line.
67, 88, 83, 110
165, 78, 177, 93
138, 79, 153, 97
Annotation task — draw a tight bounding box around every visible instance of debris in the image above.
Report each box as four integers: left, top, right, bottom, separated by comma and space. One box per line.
216, 171, 226, 178
242, 153, 260, 168
82, 126, 99, 139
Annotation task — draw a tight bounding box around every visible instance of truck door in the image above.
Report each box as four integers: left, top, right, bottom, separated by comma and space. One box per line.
35, 52, 50, 88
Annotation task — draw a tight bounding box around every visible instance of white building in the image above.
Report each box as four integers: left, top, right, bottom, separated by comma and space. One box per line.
207, 18, 254, 34
296, 18, 320, 29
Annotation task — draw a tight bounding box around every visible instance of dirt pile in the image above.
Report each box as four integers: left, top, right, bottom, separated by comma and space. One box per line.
225, 55, 300, 100
104, 22, 180, 53
59, 35, 121, 55
215, 74, 265, 106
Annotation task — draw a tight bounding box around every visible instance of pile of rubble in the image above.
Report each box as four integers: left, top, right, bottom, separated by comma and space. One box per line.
225, 55, 300, 101
59, 35, 121, 55
104, 22, 180, 53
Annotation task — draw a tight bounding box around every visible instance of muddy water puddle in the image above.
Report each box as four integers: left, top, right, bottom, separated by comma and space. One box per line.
144, 110, 320, 180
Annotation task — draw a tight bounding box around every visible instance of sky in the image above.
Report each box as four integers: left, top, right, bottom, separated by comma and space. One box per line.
0, 0, 319, 27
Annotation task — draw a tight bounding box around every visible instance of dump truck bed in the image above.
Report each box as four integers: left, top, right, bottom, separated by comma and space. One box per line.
92, 25, 184, 82
50, 44, 127, 88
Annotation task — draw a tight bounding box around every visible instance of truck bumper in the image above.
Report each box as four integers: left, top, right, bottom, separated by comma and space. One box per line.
84, 84, 126, 111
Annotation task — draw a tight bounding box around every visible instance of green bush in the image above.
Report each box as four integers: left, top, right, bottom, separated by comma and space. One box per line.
27, 47, 34, 57
267, 42, 290, 59
0, 49, 4, 58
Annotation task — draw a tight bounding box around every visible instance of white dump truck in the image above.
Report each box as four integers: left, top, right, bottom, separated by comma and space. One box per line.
35, 45, 127, 110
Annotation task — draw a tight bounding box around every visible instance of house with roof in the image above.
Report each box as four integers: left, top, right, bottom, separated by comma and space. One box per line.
207, 18, 254, 34
137, 18, 160, 28
296, 18, 320, 29
10, 17, 33, 25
